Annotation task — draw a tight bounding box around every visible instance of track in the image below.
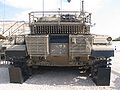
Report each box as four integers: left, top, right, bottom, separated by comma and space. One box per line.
1, 67, 120, 90
0, 43, 120, 90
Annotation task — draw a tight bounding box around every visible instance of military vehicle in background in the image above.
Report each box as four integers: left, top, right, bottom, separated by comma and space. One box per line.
0, 0, 114, 86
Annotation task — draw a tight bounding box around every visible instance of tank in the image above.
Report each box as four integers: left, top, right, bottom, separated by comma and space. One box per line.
4, 1, 114, 86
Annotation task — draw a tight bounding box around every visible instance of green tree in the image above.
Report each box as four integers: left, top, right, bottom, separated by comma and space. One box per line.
113, 37, 120, 41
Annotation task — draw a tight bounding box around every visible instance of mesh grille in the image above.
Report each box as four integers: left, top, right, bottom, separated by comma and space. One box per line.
31, 24, 90, 34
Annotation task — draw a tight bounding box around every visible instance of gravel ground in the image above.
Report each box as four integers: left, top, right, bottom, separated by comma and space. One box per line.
0, 61, 120, 90
0, 43, 120, 90
0, 69, 120, 90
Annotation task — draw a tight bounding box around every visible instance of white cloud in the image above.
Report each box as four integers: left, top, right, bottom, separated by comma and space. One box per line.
63, 0, 104, 12
12, 10, 30, 21
0, 0, 104, 11
0, 0, 105, 21
0, 0, 59, 10
2, 0, 119, 39
91, 10, 120, 39
3, 0, 104, 20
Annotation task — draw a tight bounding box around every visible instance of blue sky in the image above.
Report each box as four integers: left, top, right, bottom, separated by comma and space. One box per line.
0, 0, 120, 39
0, 2, 25, 20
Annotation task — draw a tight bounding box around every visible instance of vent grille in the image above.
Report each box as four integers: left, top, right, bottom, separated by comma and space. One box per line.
31, 24, 90, 34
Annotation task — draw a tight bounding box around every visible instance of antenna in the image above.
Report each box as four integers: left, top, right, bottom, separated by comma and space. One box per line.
80, 0, 85, 16
82, 0, 84, 13
42, 0, 44, 17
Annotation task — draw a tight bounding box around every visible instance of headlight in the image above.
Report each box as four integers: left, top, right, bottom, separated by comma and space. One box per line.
107, 37, 112, 41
